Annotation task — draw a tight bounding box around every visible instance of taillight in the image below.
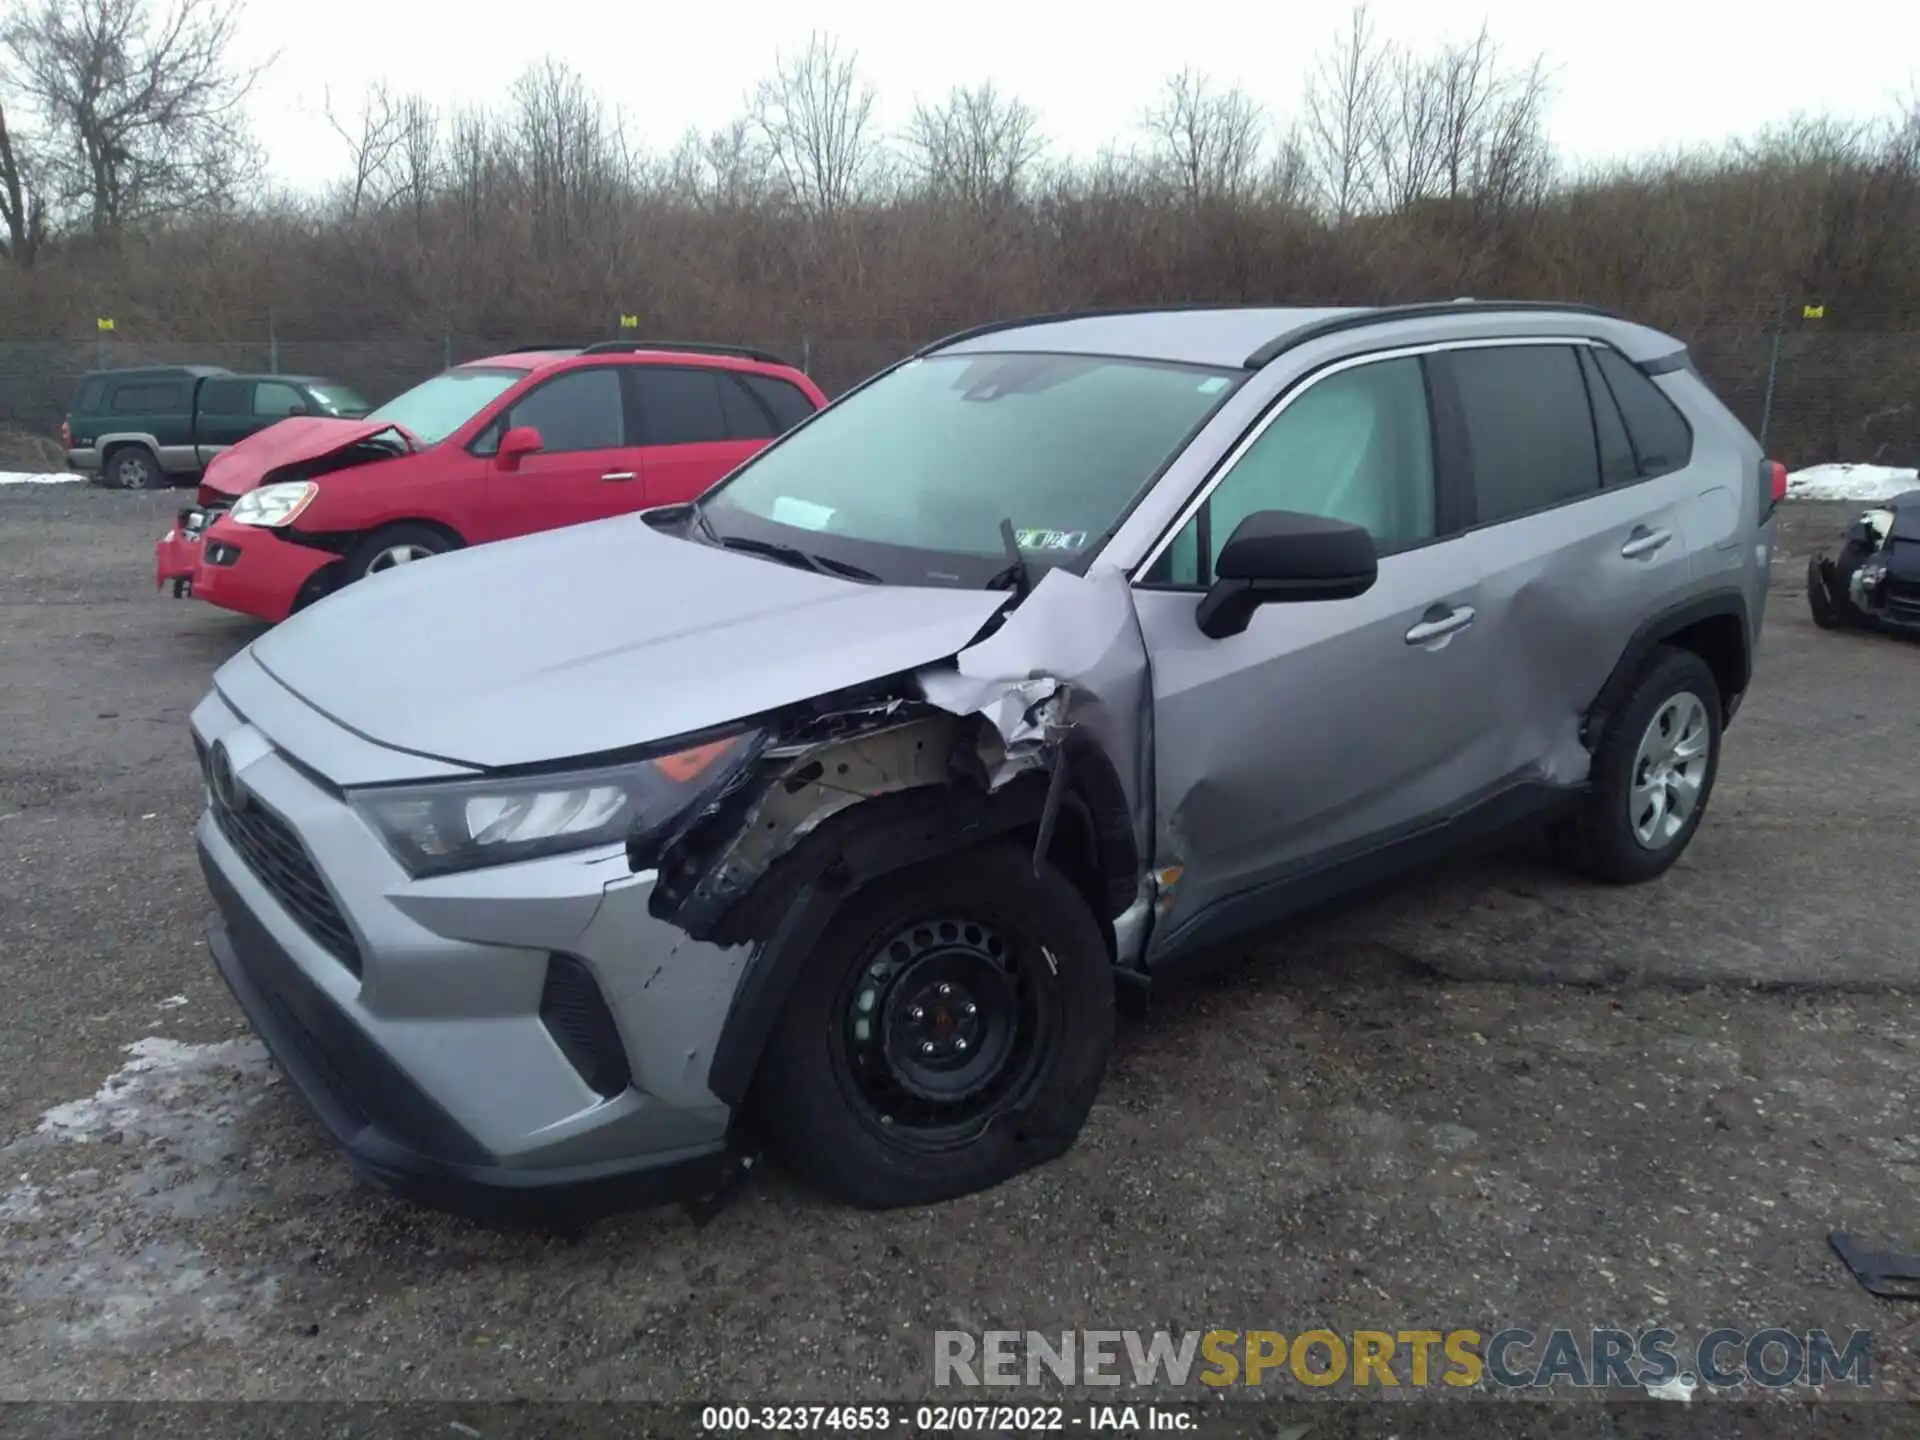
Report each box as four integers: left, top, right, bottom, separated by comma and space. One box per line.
1762, 459, 1788, 513
59, 417, 70, 447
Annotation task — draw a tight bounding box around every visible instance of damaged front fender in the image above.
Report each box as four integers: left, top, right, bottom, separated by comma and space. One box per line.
630, 563, 1158, 1107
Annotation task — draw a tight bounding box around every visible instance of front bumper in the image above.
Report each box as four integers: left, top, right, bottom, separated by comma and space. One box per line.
156, 513, 331, 623
192, 685, 752, 1223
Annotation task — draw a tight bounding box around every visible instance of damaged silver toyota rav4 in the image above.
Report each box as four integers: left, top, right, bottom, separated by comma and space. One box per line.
191, 302, 1778, 1219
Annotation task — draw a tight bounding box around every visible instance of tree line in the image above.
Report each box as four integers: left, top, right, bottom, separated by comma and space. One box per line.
0, 0, 1916, 461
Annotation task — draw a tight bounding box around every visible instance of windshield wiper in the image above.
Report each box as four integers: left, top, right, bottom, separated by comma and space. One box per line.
713, 534, 881, 584
984, 517, 1032, 599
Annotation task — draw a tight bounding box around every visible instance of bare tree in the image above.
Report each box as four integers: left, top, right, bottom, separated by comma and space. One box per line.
903, 82, 1044, 211
750, 31, 880, 221
326, 82, 406, 220
1142, 68, 1266, 205
1300, 3, 1385, 219
0, 96, 46, 262
501, 59, 628, 255
1, 0, 267, 233
1369, 26, 1553, 217
666, 118, 773, 210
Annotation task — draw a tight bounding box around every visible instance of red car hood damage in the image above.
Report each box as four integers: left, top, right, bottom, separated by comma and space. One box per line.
198, 418, 416, 502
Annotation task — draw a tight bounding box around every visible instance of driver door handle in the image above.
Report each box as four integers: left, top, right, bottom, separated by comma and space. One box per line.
600, 470, 638, 482
1405, 604, 1476, 645
1621, 526, 1672, 558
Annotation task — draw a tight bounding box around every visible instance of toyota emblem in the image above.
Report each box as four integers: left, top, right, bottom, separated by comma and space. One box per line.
208, 741, 241, 809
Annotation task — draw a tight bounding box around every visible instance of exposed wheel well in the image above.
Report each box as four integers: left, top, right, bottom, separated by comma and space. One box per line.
1585, 596, 1753, 746
1657, 612, 1747, 714
362, 517, 464, 549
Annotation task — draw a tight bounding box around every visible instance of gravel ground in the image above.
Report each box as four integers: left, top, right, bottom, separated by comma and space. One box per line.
2, 486, 1917, 1413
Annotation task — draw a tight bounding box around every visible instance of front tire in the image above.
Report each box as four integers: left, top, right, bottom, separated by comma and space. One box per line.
1555, 646, 1723, 886
345, 523, 457, 583
753, 842, 1115, 1209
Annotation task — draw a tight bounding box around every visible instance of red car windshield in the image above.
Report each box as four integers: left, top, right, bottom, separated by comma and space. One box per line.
367, 366, 527, 446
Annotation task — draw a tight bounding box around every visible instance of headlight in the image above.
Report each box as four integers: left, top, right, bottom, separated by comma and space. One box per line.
349, 730, 761, 878
230, 481, 318, 528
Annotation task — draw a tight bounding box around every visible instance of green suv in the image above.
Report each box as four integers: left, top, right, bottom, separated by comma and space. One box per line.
62, 366, 373, 490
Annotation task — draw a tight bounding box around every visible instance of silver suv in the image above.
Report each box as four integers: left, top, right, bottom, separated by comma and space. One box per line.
190, 302, 1778, 1218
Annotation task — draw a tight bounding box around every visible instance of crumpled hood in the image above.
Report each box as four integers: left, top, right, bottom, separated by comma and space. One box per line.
199, 417, 413, 501
242, 515, 1012, 773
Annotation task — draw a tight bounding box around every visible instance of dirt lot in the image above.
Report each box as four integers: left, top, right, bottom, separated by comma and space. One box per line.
1, 486, 1917, 1408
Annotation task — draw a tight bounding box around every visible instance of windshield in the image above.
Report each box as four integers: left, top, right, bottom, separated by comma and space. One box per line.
305, 384, 373, 417
698, 352, 1240, 584
366, 366, 526, 446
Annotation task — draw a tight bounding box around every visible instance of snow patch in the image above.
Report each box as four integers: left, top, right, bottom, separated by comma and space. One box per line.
1646, 1373, 1698, 1402
0, 470, 85, 486
36, 1036, 271, 1143
1786, 464, 1919, 503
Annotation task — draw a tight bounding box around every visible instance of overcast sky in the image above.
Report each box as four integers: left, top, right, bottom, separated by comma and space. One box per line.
230, 0, 1918, 191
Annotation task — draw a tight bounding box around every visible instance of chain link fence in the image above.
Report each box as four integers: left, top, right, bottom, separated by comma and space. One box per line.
0, 322, 1912, 473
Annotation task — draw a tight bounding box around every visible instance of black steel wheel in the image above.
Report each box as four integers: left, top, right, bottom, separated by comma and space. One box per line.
754, 841, 1113, 1208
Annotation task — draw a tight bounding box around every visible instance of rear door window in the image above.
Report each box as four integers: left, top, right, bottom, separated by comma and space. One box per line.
199, 380, 248, 415
633, 367, 730, 445
1590, 347, 1694, 477
1576, 349, 1639, 486
110, 382, 186, 413
1444, 345, 1601, 524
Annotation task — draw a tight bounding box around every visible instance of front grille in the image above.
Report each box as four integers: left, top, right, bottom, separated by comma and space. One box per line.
200, 737, 362, 975
540, 955, 632, 1098
1881, 576, 1920, 623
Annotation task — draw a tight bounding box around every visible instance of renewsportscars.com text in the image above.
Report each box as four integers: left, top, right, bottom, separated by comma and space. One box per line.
934, 1327, 1873, 1390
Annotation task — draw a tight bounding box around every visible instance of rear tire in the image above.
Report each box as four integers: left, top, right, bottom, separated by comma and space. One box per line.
345, 523, 458, 583
106, 445, 165, 491
1555, 646, 1722, 886
753, 842, 1114, 1209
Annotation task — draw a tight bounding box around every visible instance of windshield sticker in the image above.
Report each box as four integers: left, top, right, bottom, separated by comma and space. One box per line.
1196, 376, 1230, 394
1015, 528, 1089, 554
770, 496, 837, 531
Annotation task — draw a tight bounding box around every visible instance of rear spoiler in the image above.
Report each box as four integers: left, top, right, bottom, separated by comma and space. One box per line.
1639, 349, 1695, 378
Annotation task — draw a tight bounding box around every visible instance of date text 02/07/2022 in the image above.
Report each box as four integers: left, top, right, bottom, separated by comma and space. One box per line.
696, 1402, 1211, 1432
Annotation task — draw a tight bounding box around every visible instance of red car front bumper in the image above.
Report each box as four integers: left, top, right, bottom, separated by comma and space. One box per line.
153, 509, 332, 624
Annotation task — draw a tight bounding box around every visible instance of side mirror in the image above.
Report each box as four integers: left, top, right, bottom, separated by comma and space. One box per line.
286, 403, 308, 417
495, 425, 544, 471
1195, 509, 1378, 640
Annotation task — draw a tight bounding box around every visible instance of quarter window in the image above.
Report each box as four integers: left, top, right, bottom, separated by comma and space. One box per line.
1446, 345, 1599, 524
1591, 347, 1694, 477
1147, 356, 1436, 588
739, 373, 816, 431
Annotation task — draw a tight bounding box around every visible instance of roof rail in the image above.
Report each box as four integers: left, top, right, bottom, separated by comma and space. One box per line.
578, 340, 790, 366
1243, 300, 1626, 368
491, 344, 586, 356
915, 301, 1290, 358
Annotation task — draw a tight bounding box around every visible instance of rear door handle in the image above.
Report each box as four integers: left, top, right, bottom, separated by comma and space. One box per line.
1621, 527, 1672, 558
1405, 604, 1476, 646
600, 470, 638, 482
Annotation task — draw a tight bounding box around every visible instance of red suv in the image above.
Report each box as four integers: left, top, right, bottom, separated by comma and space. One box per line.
153, 342, 828, 623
